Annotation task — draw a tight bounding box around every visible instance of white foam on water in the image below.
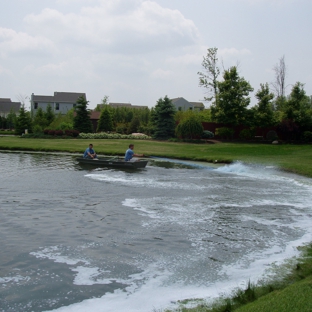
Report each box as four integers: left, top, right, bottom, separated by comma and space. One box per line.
84, 172, 210, 190
31, 161, 312, 312
0, 274, 30, 286
41, 231, 312, 312
30, 246, 90, 266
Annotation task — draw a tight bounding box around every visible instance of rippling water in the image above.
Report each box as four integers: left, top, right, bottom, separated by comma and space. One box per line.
0, 151, 312, 312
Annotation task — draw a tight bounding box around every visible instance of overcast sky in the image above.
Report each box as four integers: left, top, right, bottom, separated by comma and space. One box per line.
1, 0, 311, 109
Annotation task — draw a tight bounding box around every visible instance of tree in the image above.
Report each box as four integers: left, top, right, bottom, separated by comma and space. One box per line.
198, 47, 220, 105
44, 104, 55, 125
152, 96, 176, 140
175, 113, 203, 139
73, 96, 93, 133
97, 107, 113, 132
33, 107, 49, 131
128, 115, 141, 134
271, 55, 287, 101
94, 95, 109, 112
253, 83, 275, 128
284, 82, 312, 129
212, 66, 253, 126
6, 108, 17, 129
15, 105, 32, 135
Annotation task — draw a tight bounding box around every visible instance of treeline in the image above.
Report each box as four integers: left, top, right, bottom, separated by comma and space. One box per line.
2, 48, 312, 142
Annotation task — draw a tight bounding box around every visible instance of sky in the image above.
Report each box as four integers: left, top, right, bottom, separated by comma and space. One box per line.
0, 0, 311, 109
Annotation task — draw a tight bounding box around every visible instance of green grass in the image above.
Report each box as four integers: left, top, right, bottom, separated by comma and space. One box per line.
1, 136, 312, 177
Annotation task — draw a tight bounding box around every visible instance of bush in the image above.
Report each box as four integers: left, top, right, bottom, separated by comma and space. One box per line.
55, 130, 64, 136
303, 131, 312, 142
239, 128, 255, 140
266, 130, 278, 141
201, 130, 214, 139
32, 125, 43, 134
215, 127, 234, 139
48, 130, 55, 136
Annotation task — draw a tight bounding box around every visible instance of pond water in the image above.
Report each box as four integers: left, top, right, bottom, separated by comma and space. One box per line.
0, 151, 312, 312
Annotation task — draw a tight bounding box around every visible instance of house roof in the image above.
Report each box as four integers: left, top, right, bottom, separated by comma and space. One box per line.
0, 98, 21, 113
189, 101, 205, 108
32, 92, 86, 103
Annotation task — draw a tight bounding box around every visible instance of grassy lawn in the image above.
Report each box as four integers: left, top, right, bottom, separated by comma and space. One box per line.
1, 136, 312, 177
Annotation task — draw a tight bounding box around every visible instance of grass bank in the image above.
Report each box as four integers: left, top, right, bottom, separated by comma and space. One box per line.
1, 136, 312, 177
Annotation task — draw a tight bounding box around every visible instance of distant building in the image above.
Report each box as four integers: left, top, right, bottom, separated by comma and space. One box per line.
96, 102, 148, 110
31, 92, 86, 115
171, 97, 205, 111
0, 98, 21, 117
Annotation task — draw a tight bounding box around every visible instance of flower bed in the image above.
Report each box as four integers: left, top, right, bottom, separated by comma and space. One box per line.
78, 132, 152, 140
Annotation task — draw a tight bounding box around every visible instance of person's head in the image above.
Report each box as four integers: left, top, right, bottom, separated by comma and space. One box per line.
129, 144, 134, 149
89, 144, 93, 148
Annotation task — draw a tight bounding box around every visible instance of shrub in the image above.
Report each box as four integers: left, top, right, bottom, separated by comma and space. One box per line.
43, 129, 50, 135
55, 130, 64, 136
33, 125, 43, 134
48, 130, 55, 136
303, 131, 312, 142
201, 130, 214, 139
239, 128, 255, 140
266, 130, 278, 141
215, 127, 234, 139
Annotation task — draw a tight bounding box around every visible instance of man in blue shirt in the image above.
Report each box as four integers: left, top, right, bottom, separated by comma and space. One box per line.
125, 144, 143, 161
83, 144, 97, 159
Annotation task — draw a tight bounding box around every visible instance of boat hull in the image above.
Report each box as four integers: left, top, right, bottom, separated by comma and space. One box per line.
76, 157, 148, 169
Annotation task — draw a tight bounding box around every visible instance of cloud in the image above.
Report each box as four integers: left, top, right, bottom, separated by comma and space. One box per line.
23, 0, 199, 54
151, 68, 174, 79
0, 27, 55, 57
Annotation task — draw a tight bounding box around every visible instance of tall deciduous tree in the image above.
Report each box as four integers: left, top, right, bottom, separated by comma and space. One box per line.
198, 47, 220, 105
212, 66, 253, 126
152, 96, 176, 140
73, 96, 93, 133
272, 55, 287, 100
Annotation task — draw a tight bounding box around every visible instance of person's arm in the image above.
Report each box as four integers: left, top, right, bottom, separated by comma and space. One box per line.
134, 153, 144, 157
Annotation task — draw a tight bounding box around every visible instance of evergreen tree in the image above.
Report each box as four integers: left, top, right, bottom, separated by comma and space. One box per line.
212, 66, 253, 126
284, 82, 312, 129
97, 107, 113, 132
73, 96, 93, 133
128, 115, 140, 134
253, 83, 275, 128
6, 108, 17, 129
15, 105, 32, 135
152, 96, 176, 140
33, 107, 49, 130
44, 103, 55, 126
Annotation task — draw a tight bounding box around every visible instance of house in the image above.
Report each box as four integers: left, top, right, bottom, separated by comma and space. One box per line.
30, 92, 86, 115
0, 98, 21, 117
97, 102, 148, 110
171, 97, 204, 111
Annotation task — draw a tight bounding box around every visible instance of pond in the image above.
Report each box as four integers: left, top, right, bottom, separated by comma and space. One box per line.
0, 151, 312, 312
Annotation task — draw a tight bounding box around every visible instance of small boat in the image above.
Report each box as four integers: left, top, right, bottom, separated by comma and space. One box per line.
76, 157, 148, 169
